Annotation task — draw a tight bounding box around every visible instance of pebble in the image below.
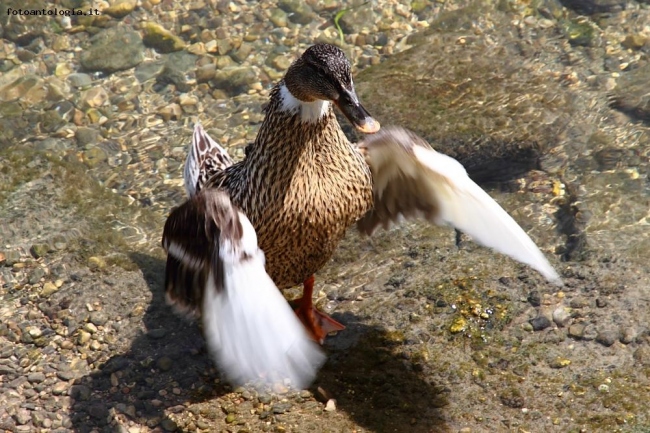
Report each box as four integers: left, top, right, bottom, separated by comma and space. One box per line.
81, 87, 109, 109
104, 0, 138, 18
157, 356, 173, 371
620, 327, 636, 344
567, 323, 598, 340
27, 372, 45, 383
161, 419, 177, 431
41, 281, 59, 297
271, 402, 289, 414
67, 73, 92, 89
13, 408, 31, 425
89, 311, 108, 326
80, 27, 145, 74
142, 22, 186, 53
28, 267, 45, 284
569, 297, 590, 309
324, 399, 337, 412
52, 382, 68, 395
148, 328, 167, 339
596, 329, 619, 347
529, 316, 551, 331
552, 307, 571, 327
527, 291, 541, 307
633, 346, 650, 366
27, 327, 42, 338
78, 330, 91, 345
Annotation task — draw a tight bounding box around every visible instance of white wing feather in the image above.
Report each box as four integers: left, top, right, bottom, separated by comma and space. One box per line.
202, 212, 325, 388
411, 145, 561, 284
360, 127, 562, 285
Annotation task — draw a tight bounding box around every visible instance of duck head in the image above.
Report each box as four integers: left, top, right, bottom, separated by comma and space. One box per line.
282, 44, 380, 134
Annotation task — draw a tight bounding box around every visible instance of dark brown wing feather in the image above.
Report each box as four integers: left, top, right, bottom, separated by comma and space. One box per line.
357, 127, 440, 235
162, 189, 242, 316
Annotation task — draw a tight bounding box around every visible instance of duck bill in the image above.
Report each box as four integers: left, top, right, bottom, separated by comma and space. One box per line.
335, 89, 380, 134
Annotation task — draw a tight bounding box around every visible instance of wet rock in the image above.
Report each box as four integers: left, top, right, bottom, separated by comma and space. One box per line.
499, 388, 524, 408
135, 60, 166, 83
610, 63, 650, 122
0, 75, 47, 105
81, 27, 145, 73
89, 311, 108, 326
270, 8, 288, 28
28, 267, 45, 284
266, 53, 292, 72
336, 3, 375, 34
157, 356, 173, 371
142, 22, 186, 53
40, 110, 66, 133
83, 147, 108, 168
527, 291, 541, 307
325, 399, 337, 412
30, 243, 51, 258
196, 64, 216, 83
620, 327, 636, 344
596, 329, 618, 347
104, 0, 137, 18
148, 328, 167, 339
3, 0, 48, 45
70, 384, 91, 401
88, 404, 109, 420
41, 282, 59, 297
161, 419, 177, 431
13, 408, 31, 425
78, 330, 91, 345
561, 0, 627, 14
272, 402, 291, 414
548, 357, 571, 369
81, 87, 109, 109
27, 372, 45, 383
156, 52, 197, 92
621, 34, 647, 50
530, 316, 552, 331
87, 256, 107, 270
231, 42, 253, 63
633, 346, 650, 366
569, 297, 590, 309
552, 307, 571, 327
278, 0, 314, 25
568, 323, 585, 339
2, 250, 20, 266
212, 66, 257, 96
565, 19, 595, 47
75, 127, 101, 147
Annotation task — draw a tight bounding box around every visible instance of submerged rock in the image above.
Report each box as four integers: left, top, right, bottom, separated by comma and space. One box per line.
80, 27, 145, 73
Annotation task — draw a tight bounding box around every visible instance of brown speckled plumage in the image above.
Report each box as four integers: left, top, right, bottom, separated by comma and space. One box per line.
205, 81, 373, 288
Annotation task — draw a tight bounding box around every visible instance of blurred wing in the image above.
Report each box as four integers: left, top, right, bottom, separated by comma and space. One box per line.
358, 126, 561, 285
162, 189, 324, 388
184, 123, 233, 197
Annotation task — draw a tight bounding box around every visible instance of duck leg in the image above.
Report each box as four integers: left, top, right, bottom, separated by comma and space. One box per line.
292, 275, 345, 344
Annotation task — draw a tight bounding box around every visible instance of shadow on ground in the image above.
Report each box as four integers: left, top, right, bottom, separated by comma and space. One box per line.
69, 253, 450, 432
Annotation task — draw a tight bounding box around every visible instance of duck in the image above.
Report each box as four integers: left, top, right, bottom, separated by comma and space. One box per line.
162, 43, 561, 389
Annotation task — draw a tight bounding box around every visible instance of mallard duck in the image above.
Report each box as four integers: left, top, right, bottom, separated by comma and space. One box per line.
162, 44, 561, 388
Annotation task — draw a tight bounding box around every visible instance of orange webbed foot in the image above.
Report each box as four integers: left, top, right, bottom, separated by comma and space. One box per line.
292, 275, 345, 344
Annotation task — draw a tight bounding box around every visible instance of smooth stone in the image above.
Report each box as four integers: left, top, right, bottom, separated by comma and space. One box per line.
596, 330, 619, 347
67, 73, 92, 89
80, 26, 144, 74
142, 22, 186, 53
